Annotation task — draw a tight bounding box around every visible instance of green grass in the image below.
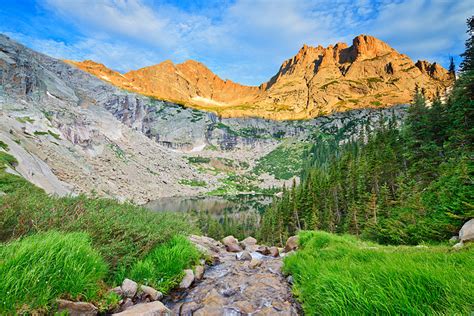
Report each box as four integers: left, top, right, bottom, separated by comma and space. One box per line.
284, 231, 474, 315
187, 156, 211, 164
15, 116, 34, 124
371, 101, 382, 106
179, 178, 207, 187
253, 142, 310, 180
0, 151, 17, 171
129, 235, 201, 293
0, 188, 197, 282
0, 231, 107, 314
0, 141, 8, 150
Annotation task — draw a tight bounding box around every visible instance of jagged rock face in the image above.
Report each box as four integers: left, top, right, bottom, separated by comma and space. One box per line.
67, 35, 453, 120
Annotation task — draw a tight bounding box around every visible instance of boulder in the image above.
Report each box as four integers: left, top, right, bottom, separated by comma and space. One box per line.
195, 265, 205, 280
57, 299, 98, 316
459, 219, 474, 243
453, 242, 464, 250
449, 236, 459, 243
237, 250, 252, 261
140, 285, 163, 301
284, 236, 299, 252
256, 246, 270, 255
249, 258, 262, 269
110, 286, 123, 297
240, 236, 257, 249
180, 301, 203, 315
226, 243, 243, 252
269, 246, 279, 257
121, 298, 134, 311
222, 235, 242, 252
113, 301, 172, 316
121, 279, 138, 298
179, 269, 195, 289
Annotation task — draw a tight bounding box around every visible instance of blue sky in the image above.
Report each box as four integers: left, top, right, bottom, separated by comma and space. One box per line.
1, 0, 472, 85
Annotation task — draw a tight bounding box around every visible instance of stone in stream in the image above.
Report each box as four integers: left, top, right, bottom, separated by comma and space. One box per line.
256, 245, 271, 255
459, 219, 474, 243
195, 265, 205, 280
269, 246, 280, 257
284, 236, 299, 252
237, 250, 252, 261
179, 301, 203, 315
240, 236, 257, 250
140, 285, 163, 301
121, 278, 138, 298
222, 235, 242, 252
179, 269, 195, 289
249, 258, 263, 269
113, 301, 172, 315
56, 299, 98, 316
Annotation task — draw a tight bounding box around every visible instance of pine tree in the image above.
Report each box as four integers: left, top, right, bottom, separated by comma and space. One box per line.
460, 16, 474, 73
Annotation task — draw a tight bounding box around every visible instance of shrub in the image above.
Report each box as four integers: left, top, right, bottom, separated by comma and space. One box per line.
129, 235, 201, 293
0, 231, 107, 314
284, 231, 474, 315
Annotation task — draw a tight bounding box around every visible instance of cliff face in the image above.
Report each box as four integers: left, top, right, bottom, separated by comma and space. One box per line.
67, 35, 453, 120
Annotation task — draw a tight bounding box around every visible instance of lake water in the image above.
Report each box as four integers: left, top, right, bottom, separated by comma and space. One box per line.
145, 194, 273, 215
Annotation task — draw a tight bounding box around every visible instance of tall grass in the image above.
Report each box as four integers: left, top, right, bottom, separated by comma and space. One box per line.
0, 231, 107, 314
129, 235, 201, 293
0, 188, 198, 281
284, 231, 474, 315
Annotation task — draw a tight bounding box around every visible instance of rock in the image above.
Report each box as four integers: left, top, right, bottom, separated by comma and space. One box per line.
140, 285, 163, 301
121, 298, 134, 311
284, 236, 299, 252
449, 236, 459, 243
179, 301, 203, 315
453, 242, 464, 249
256, 245, 270, 255
57, 299, 98, 316
113, 301, 172, 316
269, 246, 279, 257
179, 269, 195, 289
121, 278, 138, 298
226, 243, 243, 253
249, 258, 262, 269
240, 236, 257, 249
110, 286, 123, 296
222, 235, 242, 252
459, 219, 474, 243
195, 265, 205, 280
286, 275, 294, 285
237, 250, 252, 261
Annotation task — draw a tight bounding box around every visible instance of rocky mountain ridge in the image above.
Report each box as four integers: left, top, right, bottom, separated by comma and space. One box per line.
0, 33, 407, 202
67, 35, 452, 120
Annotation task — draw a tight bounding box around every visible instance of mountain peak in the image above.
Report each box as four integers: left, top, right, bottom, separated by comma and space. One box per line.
66, 34, 452, 120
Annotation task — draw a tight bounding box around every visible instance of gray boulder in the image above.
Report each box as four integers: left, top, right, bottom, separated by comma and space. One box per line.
284, 236, 299, 252
57, 299, 98, 316
140, 285, 163, 301
179, 269, 195, 289
121, 279, 138, 298
459, 219, 474, 243
113, 301, 172, 316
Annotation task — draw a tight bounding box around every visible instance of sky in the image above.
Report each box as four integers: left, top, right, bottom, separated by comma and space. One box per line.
1, 0, 472, 86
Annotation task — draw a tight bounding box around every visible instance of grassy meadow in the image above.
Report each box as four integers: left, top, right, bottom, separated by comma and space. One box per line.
284, 231, 474, 315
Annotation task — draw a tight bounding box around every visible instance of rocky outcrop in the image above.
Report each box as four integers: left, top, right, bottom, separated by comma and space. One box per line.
68, 35, 452, 120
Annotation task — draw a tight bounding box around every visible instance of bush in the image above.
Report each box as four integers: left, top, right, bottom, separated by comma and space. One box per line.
0, 231, 107, 314
284, 231, 474, 315
129, 235, 201, 293
0, 188, 197, 282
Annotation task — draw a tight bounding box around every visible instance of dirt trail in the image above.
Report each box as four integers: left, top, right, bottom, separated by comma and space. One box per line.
167, 236, 299, 315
